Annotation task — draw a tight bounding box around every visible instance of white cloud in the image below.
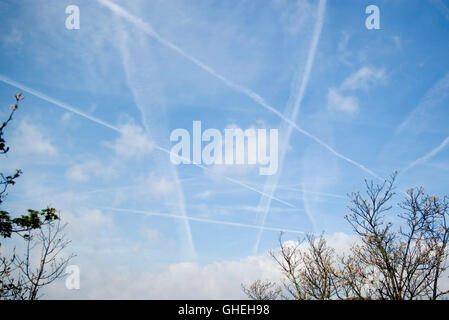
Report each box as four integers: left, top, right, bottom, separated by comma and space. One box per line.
43, 252, 281, 299
41, 232, 358, 299
340, 66, 386, 91
65, 159, 117, 183
65, 165, 89, 183
327, 88, 359, 113
328, 66, 386, 115
108, 124, 155, 158
63, 208, 115, 237
149, 175, 175, 196
12, 119, 57, 155
325, 232, 356, 254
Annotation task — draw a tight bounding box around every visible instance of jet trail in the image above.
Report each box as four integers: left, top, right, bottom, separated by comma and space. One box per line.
97, 206, 308, 235
0, 75, 119, 132
254, 0, 327, 254
153, 144, 296, 208
97, 0, 383, 182
118, 29, 196, 259
0, 75, 294, 208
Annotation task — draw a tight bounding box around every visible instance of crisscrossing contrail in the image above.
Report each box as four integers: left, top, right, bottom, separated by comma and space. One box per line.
97, 0, 383, 182
0, 74, 295, 208
254, 0, 327, 254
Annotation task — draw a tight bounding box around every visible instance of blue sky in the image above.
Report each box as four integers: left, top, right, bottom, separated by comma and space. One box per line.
1, 0, 449, 298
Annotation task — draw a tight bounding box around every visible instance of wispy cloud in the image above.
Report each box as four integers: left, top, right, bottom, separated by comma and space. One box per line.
106, 124, 155, 158
11, 119, 57, 156
340, 66, 386, 91
149, 176, 176, 196
327, 88, 359, 114
65, 159, 118, 183
327, 66, 386, 114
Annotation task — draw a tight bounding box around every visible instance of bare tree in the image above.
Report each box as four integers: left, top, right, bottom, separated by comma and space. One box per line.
345, 173, 449, 299
241, 280, 283, 300
14, 219, 74, 300
242, 173, 449, 300
269, 234, 306, 300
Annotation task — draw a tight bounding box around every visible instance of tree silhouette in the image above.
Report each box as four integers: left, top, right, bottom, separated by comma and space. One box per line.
243, 173, 449, 300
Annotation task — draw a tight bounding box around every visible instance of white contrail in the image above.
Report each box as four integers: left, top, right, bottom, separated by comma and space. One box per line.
117, 27, 196, 259
97, 0, 382, 181
0, 75, 294, 208
153, 145, 296, 208
253, 0, 327, 255
96, 206, 308, 235
400, 135, 449, 175
0, 75, 120, 132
